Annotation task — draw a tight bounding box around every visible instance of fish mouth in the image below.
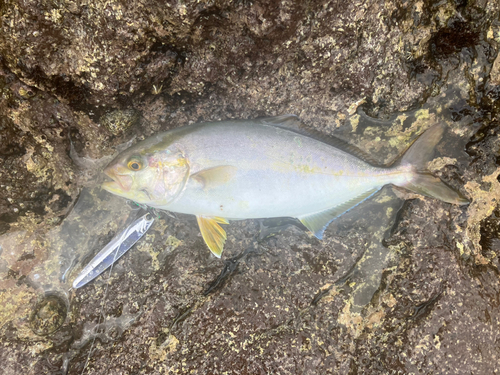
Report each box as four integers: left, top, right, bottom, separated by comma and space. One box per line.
102, 168, 133, 193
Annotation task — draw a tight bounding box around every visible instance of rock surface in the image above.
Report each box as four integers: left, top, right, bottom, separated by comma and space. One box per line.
1, 0, 500, 374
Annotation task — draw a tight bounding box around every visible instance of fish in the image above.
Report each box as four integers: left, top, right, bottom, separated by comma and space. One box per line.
101, 114, 469, 257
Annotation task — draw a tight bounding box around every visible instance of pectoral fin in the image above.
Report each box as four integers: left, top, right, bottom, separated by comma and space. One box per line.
298, 188, 379, 239
191, 166, 237, 189
196, 216, 229, 257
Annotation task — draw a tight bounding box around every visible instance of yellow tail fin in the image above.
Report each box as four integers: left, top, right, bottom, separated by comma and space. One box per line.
399, 124, 469, 205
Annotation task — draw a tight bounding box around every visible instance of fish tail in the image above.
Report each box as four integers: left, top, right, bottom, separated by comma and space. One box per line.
397, 123, 469, 205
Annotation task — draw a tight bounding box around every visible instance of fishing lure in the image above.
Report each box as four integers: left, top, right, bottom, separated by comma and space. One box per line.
72, 212, 155, 289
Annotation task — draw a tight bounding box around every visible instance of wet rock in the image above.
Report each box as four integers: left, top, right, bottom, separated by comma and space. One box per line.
100, 109, 140, 135
30, 293, 68, 336
1, 0, 500, 374
0, 71, 77, 235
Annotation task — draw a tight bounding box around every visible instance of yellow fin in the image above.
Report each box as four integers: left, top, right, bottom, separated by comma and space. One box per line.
191, 166, 237, 189
196, 216, 229, 257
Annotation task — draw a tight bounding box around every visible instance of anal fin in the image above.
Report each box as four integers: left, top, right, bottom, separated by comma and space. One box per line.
298, 188, 379, 239
196, 216, 229, 257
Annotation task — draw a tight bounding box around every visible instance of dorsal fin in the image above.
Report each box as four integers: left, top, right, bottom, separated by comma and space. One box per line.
258, 115, 383, 167
258, 114, 303, 129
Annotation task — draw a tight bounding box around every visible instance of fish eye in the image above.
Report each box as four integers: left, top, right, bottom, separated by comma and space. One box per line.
127, 158, 143, 171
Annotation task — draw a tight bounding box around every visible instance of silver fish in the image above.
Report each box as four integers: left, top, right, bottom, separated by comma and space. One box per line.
101, 115, 468, 257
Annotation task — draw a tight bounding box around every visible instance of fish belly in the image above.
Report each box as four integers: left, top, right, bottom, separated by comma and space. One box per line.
157, 121, 401, 219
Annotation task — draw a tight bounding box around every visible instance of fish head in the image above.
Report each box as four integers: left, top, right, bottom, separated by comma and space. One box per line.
102, 138, 190, 207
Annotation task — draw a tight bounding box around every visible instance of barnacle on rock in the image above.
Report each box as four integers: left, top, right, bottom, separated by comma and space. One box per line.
100, 109, 140, 135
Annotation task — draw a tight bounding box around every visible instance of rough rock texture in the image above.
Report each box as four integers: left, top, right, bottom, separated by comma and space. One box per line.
1, 0, 500, 374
